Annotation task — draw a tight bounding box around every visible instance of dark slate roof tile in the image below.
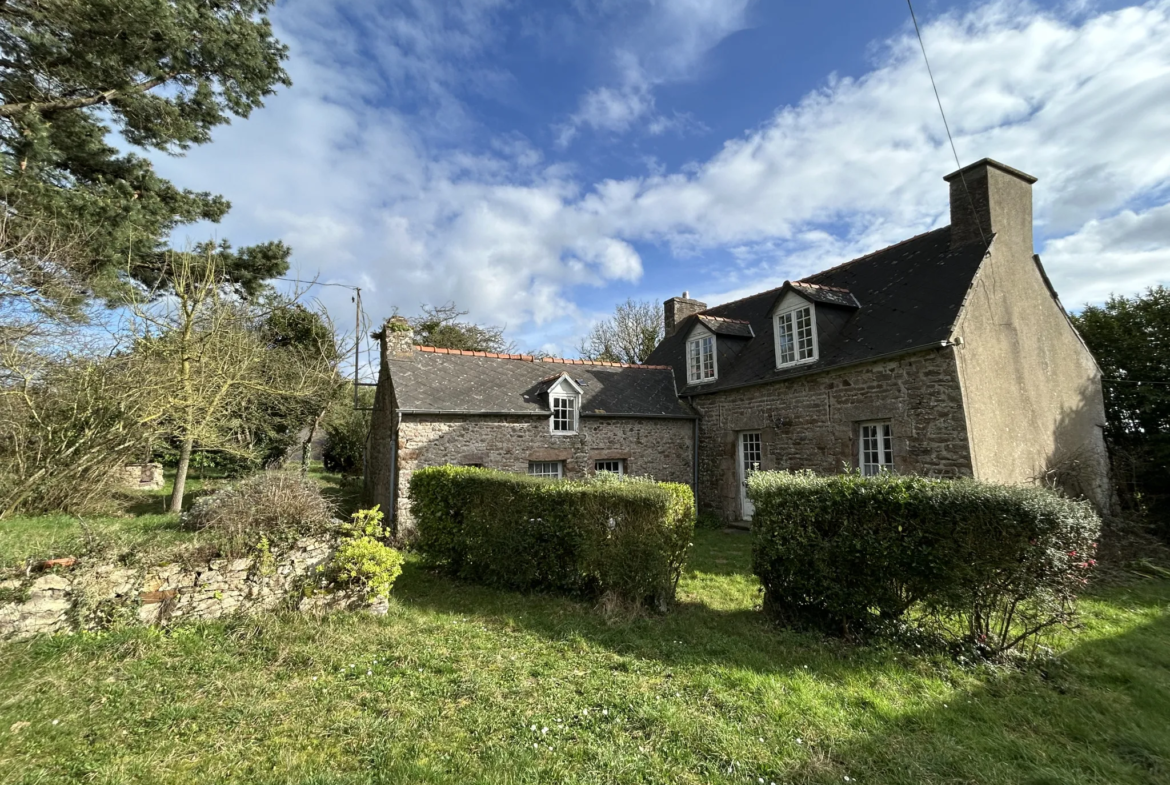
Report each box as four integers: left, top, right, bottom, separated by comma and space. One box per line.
387, 351, 693, 417
646, 227, 990, 395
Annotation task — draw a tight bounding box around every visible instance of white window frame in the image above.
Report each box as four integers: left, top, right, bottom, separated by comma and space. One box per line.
593, 459, 625, 476
859, 421, 894, 476
687, 332, 717, 384
528, 461, 564, 479
774, 303, 818, 368
550, 394, 578, 435
547, 374, 583, 436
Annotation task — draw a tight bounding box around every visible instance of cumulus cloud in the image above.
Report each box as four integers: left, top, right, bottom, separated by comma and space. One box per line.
151, 0, 1170, 359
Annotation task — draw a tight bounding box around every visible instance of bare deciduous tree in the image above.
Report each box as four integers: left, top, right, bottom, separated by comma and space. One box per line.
578, 299, 663, 365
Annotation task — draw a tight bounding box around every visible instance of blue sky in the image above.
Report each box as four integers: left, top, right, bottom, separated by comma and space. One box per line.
151, 0, 1170, 364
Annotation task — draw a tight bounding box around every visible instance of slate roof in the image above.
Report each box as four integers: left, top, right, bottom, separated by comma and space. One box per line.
387, 348, 694, 418
646, 227, 991, 395
697, 315, 755, 338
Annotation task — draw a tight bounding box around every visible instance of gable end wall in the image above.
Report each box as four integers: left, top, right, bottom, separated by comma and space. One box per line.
951, 240, 1112, 510
691, 348, 973, 521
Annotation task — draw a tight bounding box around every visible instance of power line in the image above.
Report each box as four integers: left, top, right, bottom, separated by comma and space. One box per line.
906, 0, 988, 247
272, 276, 360, 291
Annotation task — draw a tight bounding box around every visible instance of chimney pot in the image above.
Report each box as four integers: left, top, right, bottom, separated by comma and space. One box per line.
663, 294, 706, 338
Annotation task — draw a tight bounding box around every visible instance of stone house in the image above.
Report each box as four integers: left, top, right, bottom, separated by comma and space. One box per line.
644, 158, 1111, 520
365, 158, 1111, 532
364, 330, 696, 536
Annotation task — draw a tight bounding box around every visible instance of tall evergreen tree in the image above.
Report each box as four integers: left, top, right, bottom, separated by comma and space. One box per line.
0, 0, 293, 304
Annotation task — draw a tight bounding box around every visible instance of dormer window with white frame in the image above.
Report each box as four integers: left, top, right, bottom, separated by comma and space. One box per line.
774, 293, 818, 368
687, 328, 717, 384
546, 374, 582, 435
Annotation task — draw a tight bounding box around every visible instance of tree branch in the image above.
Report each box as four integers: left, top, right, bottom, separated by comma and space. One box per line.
0, 74, 174, 118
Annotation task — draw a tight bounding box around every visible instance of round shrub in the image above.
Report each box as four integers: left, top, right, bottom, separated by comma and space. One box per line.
748, 471, 1101, 657
332, 536, 404, 603
181, 472, 337, 557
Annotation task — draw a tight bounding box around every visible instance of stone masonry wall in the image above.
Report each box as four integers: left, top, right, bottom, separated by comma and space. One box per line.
693, 346, 973, 522
0, 536, 371, 642
393, 414, 695, 537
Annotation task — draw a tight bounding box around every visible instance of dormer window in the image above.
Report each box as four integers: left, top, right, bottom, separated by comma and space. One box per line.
687, 333, 717, 384
775, 303, 817, 367
551, 394, 577, 433
545, 373, 582, 435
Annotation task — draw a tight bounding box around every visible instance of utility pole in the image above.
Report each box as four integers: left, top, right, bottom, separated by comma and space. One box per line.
353, 287, 362, 408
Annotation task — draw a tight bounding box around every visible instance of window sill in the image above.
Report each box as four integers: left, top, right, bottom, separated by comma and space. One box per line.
775, 357, 818, 370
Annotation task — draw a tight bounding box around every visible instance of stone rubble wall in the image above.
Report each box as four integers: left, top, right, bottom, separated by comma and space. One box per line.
693, 347, 975, 522
393, 414, 695, 538
0, 535, 372, 642
118, 463, 165, 491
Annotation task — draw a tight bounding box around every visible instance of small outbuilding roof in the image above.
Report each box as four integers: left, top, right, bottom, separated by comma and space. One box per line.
386, 347, 694, 418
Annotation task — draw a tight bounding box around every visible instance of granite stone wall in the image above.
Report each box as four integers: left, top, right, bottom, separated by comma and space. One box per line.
0, 536, 374, 642
692, 347, 974, 521
393, 414, 695, 536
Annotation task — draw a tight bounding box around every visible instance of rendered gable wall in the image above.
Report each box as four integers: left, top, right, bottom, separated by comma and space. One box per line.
950, 244, 1112, 511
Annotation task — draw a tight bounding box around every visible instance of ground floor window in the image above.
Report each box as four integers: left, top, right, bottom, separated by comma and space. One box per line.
594, 459, 625, 475
859, 421, 894, 476
528, 461, 564, 479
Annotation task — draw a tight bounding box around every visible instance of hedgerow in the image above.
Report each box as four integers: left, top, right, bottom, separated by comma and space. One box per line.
747, 471, 1101, 658
410, 467, 695, 610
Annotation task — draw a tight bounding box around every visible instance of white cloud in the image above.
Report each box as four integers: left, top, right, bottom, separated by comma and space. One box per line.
152, 0, 1170, 359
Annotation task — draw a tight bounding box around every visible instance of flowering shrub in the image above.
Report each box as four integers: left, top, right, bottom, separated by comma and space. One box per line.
748, 471, 1101, 657
410, 466, 695, 610
330, 506, 403, 603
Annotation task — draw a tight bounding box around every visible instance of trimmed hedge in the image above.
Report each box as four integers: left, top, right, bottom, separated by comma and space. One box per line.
748, 471, 1101, 656
410, 467, 695, 609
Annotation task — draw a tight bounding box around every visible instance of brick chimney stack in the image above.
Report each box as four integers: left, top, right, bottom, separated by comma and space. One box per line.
663, 292, 706, 337
945, 158, 1037, 252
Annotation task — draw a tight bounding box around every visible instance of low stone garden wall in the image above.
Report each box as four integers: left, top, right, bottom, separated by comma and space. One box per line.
0, 535, 376, 642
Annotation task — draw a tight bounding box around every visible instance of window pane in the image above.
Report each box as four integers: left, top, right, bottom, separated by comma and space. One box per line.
859, 422, 892, 475
594, 460, 624, 475
528, 461, 562, 478
777, 313, 795, 364
796, 307, 814, 360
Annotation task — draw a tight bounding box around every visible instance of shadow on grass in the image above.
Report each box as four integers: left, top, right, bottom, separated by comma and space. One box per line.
388, 529, 865, 678
388, 526, 1170, 687
777, 606, 1170, 785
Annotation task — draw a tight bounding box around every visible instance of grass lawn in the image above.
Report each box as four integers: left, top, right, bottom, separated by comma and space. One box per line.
1, 519, 1168, 784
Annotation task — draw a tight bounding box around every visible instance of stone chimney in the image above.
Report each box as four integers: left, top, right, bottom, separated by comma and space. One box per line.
945, 158, 1037, 252
663, 291, 707, 337
380, 315, 415, 360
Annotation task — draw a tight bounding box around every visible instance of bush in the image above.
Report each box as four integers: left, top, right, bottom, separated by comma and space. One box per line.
410, 467, 695, 610
329, 506, 404, 603
748, 471, 1101, 658
322, 392, 373, 475
181, 472, 337, 557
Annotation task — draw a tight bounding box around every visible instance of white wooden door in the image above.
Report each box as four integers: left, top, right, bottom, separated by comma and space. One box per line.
738, 432, 762, 520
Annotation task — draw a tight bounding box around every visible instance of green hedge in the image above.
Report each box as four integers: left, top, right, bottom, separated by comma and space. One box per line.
410, 467, 695, 609
748, 471, 1101, 656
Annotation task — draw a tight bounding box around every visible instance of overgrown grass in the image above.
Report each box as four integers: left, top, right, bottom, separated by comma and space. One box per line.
1, 526, 1168, 784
